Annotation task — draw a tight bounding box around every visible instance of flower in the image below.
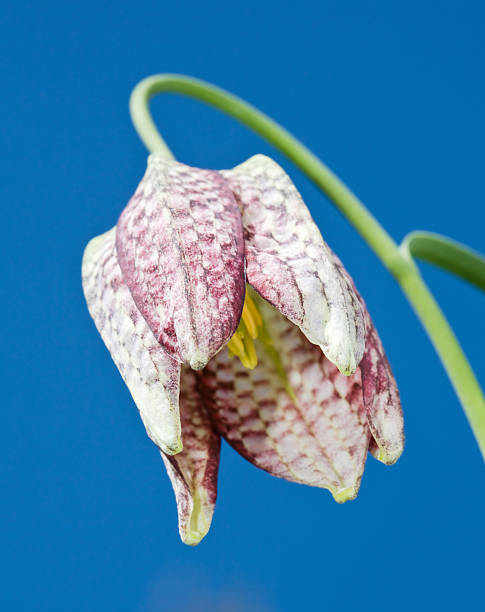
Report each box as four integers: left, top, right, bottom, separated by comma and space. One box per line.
82, 153, 404, 545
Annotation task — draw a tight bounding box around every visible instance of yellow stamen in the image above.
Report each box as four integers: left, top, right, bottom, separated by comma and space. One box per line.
226, 288, 298, 401
245, 293, 263, 328
242, 332, 258, 369
227, 332, 245, 359
227, 288, 264, 369
242, 301, 258, 338
239, 351, 253, 369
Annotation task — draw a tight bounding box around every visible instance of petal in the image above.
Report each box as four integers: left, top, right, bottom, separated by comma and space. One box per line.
116, 155, 245, 370
222, 155, 365, 375
359, 304, 404, 464
201, 295, 370, 502
161, 366, 220, 546
82, 228, 182, 455
325, 253, 404, 464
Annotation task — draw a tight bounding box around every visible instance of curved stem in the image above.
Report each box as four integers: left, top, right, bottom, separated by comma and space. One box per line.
397, 269, 485, 458
402, 231, 485, 292
130, 73, 485, 459
130, 75, 398, 267
130, 80, 176, 160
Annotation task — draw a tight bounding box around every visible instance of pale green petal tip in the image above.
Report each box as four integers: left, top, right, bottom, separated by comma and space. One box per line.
340, 350, 358, 377
318, 344, 358, 378
180, 489, 214, 546
332, 486, 358, 503
376, 445, 401, 466
161, 435, 183, 456
339, 363, 356, 377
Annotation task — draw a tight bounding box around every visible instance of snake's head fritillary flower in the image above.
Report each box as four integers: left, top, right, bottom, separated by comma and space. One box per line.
82, 153, 404, 545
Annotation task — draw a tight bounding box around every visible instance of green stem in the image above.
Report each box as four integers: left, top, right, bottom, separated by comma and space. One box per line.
130, 73, 485, 460
130, 74, 398, 268
397, 271, 485, 452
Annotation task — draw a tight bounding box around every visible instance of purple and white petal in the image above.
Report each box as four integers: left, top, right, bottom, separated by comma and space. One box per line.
359, 310, 404, 464
326, 252, 404, 464
82, 228, 182, 455
162, 366, 220, 545
201, 296, 370, 502
222, 155, 365, 375
116, 155, 246, 370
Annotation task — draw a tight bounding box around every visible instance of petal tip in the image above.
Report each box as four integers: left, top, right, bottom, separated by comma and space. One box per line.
161, 436, 183, 456
180, 488, 214, 546
322, 344, 359, 377
339, 358, 357, 378
332, 486, 358, 504
375, 445, 403, 466
188, 352, 210, 371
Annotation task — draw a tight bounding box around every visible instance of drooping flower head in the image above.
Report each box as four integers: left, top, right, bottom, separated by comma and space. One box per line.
82, 153, 404, 545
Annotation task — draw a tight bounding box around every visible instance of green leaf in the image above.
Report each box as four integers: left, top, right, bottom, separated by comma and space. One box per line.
401, 231, 485, 292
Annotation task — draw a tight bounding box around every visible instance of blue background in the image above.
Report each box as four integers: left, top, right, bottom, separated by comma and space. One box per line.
2, 1, 484, 610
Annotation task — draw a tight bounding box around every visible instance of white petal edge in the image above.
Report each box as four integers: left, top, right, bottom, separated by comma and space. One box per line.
82, 227, 182, 455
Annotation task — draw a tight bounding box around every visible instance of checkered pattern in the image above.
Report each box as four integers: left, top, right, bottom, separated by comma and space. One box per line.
223, 155, 365, 375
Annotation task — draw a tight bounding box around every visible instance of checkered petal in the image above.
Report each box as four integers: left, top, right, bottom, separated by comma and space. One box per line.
222, 155, 365, 375
201, 296, 370, 502
360, 308, 404, 464
162, 366, 220, 545
82, 228, 182, 455
322, 251, 404, 464
116, 155, 246, 370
